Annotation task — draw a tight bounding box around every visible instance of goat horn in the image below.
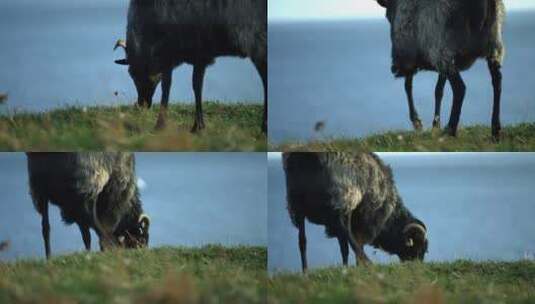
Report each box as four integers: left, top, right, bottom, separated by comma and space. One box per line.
138, 213, 150, 228
114, 39, 127, 51
403, 223, 426, 236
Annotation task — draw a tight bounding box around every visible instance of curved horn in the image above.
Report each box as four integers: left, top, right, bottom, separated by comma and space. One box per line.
403, 223, 426, 236
114, 39, 127, 51
138, 213, 150, 228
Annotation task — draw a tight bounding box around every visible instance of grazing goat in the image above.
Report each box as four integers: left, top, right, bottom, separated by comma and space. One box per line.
114, 0, 267, 133
283, 152, 427, 272
27, 153, 150, 259
376, 0, 505, 139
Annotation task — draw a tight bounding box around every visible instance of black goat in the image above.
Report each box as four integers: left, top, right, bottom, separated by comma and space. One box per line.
27, 153, 150, 259
283, 152, 427, 272
114, 0, 267, 133
376, 0, 505, 139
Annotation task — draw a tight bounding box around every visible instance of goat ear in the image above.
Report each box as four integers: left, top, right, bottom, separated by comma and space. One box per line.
377, 0, 389, 8
115, 59, 129, 65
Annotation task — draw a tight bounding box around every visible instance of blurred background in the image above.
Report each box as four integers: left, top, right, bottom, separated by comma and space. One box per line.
0, 152, 267, 261
268, 152, 535, 273
268, 1, 535, 143
0, 1, 263, 113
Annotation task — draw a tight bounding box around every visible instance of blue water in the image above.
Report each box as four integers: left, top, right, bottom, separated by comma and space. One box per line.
268, 153, 535, 273
0, 2, 263, 113
0, 152, 267, 261
269, 12, 535, 143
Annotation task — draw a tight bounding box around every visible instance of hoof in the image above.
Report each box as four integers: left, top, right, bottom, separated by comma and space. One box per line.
443, 126, 457, 137
412, 119, 423, 131
492, 124, 501, 142
432, 118, 441, 129
190, 123, 205, 133
155, 118, 166, 130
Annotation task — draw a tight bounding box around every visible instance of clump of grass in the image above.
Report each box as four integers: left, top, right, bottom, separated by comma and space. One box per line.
268, 260, 535, 303
0, 102, 265, 151
0, 245, 267, 304
273, 123, 535, 152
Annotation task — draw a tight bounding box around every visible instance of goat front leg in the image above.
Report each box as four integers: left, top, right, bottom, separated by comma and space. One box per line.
345, 213, 371, 266
156, 69, 173, 130
404, 74, 423, 130
445, 70, 466, 137
253, 57, 267, 133
191, 64, 207, 133
78, 224, 91, 251
38, 200, 51, 259
337, 234, 349, 266
296, 216, 308, 273
488, 59, 502, 140
433, 74, 447, 128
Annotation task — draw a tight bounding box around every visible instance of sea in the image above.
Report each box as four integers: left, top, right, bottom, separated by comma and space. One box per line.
0, 152, 267, 261
268, 152, 535, 273
269, 12, 535, 143
0, 2, 263, 113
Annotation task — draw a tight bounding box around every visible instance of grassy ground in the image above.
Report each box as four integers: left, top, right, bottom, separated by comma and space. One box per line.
0, 245, 266, 304
0, 102, 265, 151
269, 261, 535, 304
273, 123, 535, 152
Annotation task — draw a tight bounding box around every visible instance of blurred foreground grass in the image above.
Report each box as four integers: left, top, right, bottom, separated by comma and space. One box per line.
0, 102, 265, 151
274, 123, 535, 152
268, 260, 535, 303
0, 245, 266, 304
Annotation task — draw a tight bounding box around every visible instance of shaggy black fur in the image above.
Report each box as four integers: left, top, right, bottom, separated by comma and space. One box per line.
115, 0, 267, 133
27, 153, 150, 259
283, 152, 428, 272
377, 0, 505, 139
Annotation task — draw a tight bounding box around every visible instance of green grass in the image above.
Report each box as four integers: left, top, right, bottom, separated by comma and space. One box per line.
269, 261, 535, 304
0, 245, 267, 304
273, 123, 535, 152
0, 102, 265, 151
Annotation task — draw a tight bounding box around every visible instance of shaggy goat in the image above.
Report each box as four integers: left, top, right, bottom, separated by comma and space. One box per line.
376, 0, 505, 139
283, 152, 427, 272
114, 0, 267, 133
27, 153, 150, 259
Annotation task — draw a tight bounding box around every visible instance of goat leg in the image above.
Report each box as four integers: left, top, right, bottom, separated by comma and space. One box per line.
445, 70, 466, 136
337, 235, 349, 266
191, 64, 207, 133
39, 200, 51, 259
433, 74, 447, 128
488, 59, 502, 141
156, 69, 173, 130
405, 74, 423, 130
296, 216, 308, 273
345, 213, 371, 266
79, 224, 91, 251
